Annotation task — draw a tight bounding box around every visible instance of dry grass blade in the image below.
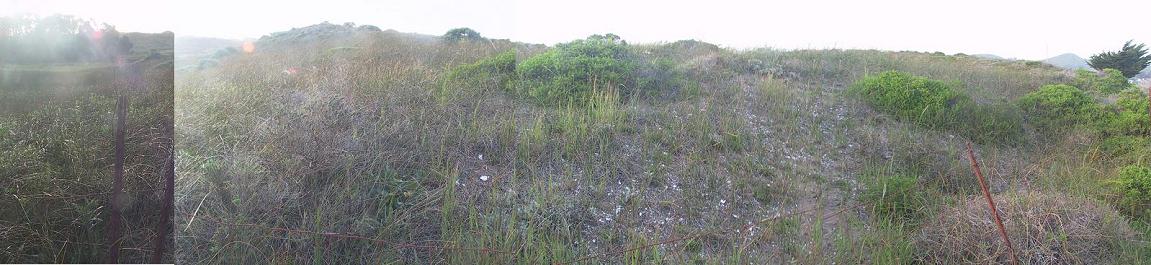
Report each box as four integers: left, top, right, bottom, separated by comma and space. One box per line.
965, 141, 1018, 265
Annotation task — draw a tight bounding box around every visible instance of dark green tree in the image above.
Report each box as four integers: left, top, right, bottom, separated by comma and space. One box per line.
442, 27, 483, 42
1088, 40, 1151, 78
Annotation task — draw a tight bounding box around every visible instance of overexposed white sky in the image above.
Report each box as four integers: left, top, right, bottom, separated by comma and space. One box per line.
4, 0, 1149, 60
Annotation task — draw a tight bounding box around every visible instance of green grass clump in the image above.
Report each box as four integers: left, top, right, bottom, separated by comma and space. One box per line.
861, 174, 926, 224
1017, 84, 1106, 131
1117, 165, 1151, 220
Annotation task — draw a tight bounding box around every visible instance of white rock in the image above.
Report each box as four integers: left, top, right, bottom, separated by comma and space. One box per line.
479, 175, 491, 181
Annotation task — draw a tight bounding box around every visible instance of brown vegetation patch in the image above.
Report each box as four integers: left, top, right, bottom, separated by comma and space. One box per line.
916, 192, 1135, 264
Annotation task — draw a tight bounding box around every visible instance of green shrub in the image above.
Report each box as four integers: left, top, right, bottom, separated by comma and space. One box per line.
1102, 89, 1151, 136
1116, 165, 1151, 219
849, 71, 1021, 144
862, 174, 926, 224
849, 71, 969, 128
1075, 68, 1133, 94
1017, 84, 1108, 131
516, 35, 638, 106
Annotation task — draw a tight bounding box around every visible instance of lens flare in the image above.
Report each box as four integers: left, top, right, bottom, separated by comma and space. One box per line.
242, 41, 255, 53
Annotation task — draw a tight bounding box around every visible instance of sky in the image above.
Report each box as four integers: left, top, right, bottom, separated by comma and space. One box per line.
3, 0, 1149, 60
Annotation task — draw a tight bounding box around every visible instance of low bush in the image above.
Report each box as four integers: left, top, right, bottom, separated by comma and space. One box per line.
849, 71, 968, 127
1101, 89, 1151, 136
849, 71, 1022, 144
516, 35, 638, 106
1017, 84, 1107, 131
1116, 165, 1151, 220
1075, 68, 1133, 94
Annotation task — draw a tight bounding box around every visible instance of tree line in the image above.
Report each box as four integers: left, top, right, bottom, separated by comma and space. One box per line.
0, 14, 133, 64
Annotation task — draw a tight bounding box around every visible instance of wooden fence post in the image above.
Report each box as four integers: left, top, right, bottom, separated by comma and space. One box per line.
107, 94, 127, 263
966, 142, 1018, 265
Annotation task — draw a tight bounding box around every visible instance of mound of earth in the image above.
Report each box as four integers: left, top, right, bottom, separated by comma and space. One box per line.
916, 192, 1135, 264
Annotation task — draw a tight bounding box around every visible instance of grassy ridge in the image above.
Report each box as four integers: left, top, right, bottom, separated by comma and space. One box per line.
175, 25, 1151, 264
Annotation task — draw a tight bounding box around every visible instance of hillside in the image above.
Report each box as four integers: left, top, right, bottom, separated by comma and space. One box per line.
174, 36, 242, 69
972, 53, 1004, 60
174, 23, 1151, 264
1043, 53, 1091, 70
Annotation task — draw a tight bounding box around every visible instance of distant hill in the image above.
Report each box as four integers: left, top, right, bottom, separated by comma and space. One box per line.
254, 22, 440, 47
1136, 66, 1151, 79
1042, 53, 1091, 70
972, 54, 1004, 60
174, 36, 243, 70
175, 36, 242, 57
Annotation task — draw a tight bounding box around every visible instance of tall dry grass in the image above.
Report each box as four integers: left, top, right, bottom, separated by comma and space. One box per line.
175, 28, 1149, 264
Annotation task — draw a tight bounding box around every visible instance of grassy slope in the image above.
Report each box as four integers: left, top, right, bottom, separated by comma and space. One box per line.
175, 28, 1150, 264
0, 32, 174, 263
